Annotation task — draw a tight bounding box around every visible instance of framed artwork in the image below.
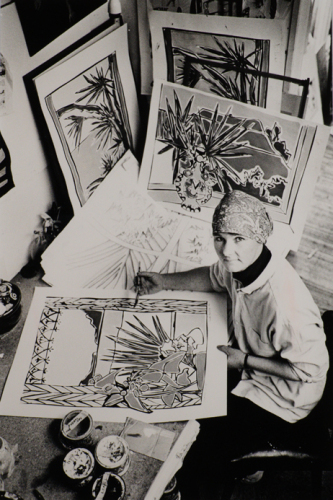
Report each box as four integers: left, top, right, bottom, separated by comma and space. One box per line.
149, 11, 287, 111
0, 287, 227, 422
139, 80, 330, 250
15, 0, 107, 56
24, 24, 139, 213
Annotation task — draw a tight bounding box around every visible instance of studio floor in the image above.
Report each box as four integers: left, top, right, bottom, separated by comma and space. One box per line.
229, 470, 333, 500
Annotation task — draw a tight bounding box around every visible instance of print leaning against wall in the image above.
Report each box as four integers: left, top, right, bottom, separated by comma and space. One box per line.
0, 288, 227, 422
32, 25, 139, 213
46, 51, 132, 202
140, 80, 330, 249
149, 11, 287, 111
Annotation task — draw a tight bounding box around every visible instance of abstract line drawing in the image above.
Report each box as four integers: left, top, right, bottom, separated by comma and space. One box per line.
1, 288, 227, 422
67, 215, 215, 290
41, 175, 217, 290
46, 51, 133, 205
140, 80, 326, 228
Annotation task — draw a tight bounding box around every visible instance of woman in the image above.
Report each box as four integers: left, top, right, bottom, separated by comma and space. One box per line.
137, 190, 329, 499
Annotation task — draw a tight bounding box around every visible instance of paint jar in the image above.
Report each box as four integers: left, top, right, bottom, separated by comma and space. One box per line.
0, 280, 21, 334
60, 410, 95, 450
0, 437, 16, 479
62, 447, 95, 488
162, 476, 181, 500
92, 472, 125, 500
95, 435, 130, 476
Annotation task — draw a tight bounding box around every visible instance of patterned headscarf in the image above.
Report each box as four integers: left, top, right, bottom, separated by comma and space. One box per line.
212, 191, 273, 244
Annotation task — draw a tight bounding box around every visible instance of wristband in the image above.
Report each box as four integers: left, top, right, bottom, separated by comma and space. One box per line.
243, 353, 249, 369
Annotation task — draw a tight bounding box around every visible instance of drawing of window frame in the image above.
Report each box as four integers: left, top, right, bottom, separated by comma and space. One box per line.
140, 80, 329, 232
149, 10, 287, 111
24, 24, 139, 214
0, 288, 227, 422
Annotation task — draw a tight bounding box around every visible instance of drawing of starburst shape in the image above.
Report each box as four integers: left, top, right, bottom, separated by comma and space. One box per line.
100, 315, 206, 412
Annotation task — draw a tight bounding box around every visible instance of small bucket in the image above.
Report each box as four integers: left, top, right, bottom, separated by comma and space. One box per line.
162, 476, 181, 500
92, 472, 125, 500
59, 410, 95, 450
63, 447, 95, 488
95, 435, 130, 476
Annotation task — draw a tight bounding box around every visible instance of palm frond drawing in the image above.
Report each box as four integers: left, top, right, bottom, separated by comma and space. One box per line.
55, 54, 133, 200
97, 314, 206, 412
173, 37, 266, 106
157, 89, 291, 211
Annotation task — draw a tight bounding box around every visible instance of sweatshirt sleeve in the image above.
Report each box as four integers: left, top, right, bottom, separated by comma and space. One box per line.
209, 261, 227, 292
271, 316, 329, 384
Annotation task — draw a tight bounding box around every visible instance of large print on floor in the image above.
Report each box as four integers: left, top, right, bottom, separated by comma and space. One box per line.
0, 288, 227, 422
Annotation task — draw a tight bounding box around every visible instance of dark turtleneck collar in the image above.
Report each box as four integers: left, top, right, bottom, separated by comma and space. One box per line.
233, 245, 271, 287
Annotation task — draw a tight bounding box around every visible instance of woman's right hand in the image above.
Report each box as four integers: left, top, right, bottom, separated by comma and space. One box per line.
135, 271, 165, 295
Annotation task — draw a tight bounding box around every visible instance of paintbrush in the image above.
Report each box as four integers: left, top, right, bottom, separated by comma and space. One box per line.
134, 263, 141, 307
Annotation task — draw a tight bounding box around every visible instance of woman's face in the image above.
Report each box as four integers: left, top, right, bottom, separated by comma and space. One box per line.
213, 232, 263, 273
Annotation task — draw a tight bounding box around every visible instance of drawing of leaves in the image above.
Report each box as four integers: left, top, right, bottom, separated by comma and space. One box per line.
56, 54, 133, 200
173, 37, 265, 106
157, 89, 290, 206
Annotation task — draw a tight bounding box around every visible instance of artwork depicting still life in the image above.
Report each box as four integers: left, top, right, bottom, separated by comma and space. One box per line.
0, 288, 227, 423
140, 80, 329, 236
30, 25, 139, 212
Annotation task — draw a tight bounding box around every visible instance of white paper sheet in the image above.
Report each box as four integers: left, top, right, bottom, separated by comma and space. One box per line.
0, 287, 227, 423
41, 150, 217, 290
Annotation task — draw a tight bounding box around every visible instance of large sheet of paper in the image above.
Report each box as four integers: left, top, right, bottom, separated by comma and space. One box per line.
139, 80, 330, 252
32, 24, 139, 212
149, 11, 287, 111
0, 287, 227, 422
41, 151, 217, 289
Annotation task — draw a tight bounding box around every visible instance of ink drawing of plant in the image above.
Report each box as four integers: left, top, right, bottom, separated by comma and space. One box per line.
46, 52, 133, 205
155, 88, 291, 212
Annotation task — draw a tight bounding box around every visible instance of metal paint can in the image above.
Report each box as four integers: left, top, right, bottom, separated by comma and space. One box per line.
60, 410, 95, 450
62, 447, 95, 488
95, 435, 130, 476
162, 476, 181, 500
92, 472, 126, 500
